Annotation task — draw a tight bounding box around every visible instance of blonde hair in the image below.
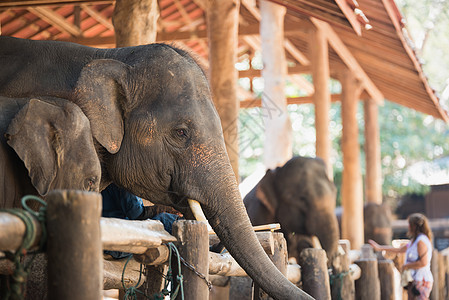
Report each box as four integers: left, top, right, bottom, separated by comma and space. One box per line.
407, 213, 432, 242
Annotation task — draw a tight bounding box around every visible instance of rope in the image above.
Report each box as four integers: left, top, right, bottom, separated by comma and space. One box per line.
329, 270, 351, 300
0, 195, 47, 300
121, 255, 148, 300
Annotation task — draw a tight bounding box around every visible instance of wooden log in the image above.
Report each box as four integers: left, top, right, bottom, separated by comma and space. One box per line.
438, 252, 447, 300
209, 252, 246, 277
299, 248, 331, 300
46, 190, 102, 300
101, 217, 176, 254
354, 258, 380, 300
0, 211, 43, 252
103, 256, 145, 290
134, 245, 170, 266
430, 249, 439, 300
378, 260, 394, 300
209, 231, 275, 255
254, 232, 288, 299
172, 220, 209, 300
331, 248, 355, 300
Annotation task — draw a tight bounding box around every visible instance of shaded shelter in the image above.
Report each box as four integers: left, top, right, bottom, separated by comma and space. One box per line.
0, 0, 447, 250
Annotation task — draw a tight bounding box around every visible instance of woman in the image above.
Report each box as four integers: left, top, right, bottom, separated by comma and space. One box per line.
369, 213, 433, 299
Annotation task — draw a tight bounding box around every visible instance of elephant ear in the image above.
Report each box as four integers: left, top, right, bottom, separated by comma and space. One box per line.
73, 59, 131, 154
6, 99, 88, 196
255, 169, 278, 217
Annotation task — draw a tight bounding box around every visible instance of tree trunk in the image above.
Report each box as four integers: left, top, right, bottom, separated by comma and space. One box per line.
206, 0, 240, 179
112, 0, 159, 47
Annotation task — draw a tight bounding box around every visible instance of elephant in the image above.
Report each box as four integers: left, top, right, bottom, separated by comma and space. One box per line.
0, 96, 101, 208
364, 202, 393, 246
244, 156, 340, 264
0, 36, 312, 299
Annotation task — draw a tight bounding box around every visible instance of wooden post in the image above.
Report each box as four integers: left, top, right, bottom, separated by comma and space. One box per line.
172, 220, 209, 300
46, 190, 102, 300
430, 249, 439, 300
331, 248, 355, 300
112, 0, 159, 47
378, 260, 394, 300
310, 21, 332, 179
340, 69, 364, 250
299, 248, 331, 300
364, 98, 382, 204
207, 0, 240, 179
253, 232, 288, 299
354, 258, 380, 300
260, 0, 292, 169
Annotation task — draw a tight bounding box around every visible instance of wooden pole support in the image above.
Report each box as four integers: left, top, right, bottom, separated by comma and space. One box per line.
299, 248, 331, 300
378, 260, 394, 300
254, 232, 288, 299
331, 248, 355, 300
354, 258, 380, 300
172, 220, 209, 300
46, 190, 102, 300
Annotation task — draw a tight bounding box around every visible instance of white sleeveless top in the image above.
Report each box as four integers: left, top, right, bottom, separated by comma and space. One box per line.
406, 233, 433, 282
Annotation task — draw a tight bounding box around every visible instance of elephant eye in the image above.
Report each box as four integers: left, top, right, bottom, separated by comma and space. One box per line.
85, 177, 97, 191
175, 128, 188, 138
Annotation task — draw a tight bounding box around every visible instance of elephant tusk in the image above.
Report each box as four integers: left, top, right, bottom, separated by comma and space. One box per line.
188, 199, 214, 233
187, 199, 281, 235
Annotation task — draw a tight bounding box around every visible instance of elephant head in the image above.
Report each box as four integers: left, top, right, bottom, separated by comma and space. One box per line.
244, 156, 340, 264
5, 97, 101, 202
364, 202, 393, 245
68, 45, 310, 299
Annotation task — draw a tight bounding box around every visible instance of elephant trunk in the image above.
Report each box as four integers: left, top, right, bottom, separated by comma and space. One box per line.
307, 206, 339, 261
201, 171, 313, 299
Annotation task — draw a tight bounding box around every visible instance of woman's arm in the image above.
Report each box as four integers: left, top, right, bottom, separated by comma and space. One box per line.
368, 239, 407, 253
403, 240, 429, 270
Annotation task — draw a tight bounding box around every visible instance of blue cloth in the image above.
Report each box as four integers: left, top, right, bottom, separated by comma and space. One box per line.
101, 184, 181, 259
101, 183, 144, 220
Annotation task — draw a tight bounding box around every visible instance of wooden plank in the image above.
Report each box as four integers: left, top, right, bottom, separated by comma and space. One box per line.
239, 65, 310, 78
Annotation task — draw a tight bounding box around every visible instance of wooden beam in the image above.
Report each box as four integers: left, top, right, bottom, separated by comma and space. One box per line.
240, 94, 340, 108
239, 65, 310, 78
0, 0, 113, 8
241, 0, 310, 67
28, 6, 82, 36
311, 17, 384, 104
80, 4, 114, 31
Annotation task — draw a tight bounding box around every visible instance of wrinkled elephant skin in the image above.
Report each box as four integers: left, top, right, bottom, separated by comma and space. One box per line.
244, 156, 340, 263
0, 37, 312, 299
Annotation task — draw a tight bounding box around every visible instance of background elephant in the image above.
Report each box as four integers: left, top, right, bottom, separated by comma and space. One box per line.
0, 37, 311, 299
0, 96, 101, 208
244, 156, 340, 263
364, 202, 393, 245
